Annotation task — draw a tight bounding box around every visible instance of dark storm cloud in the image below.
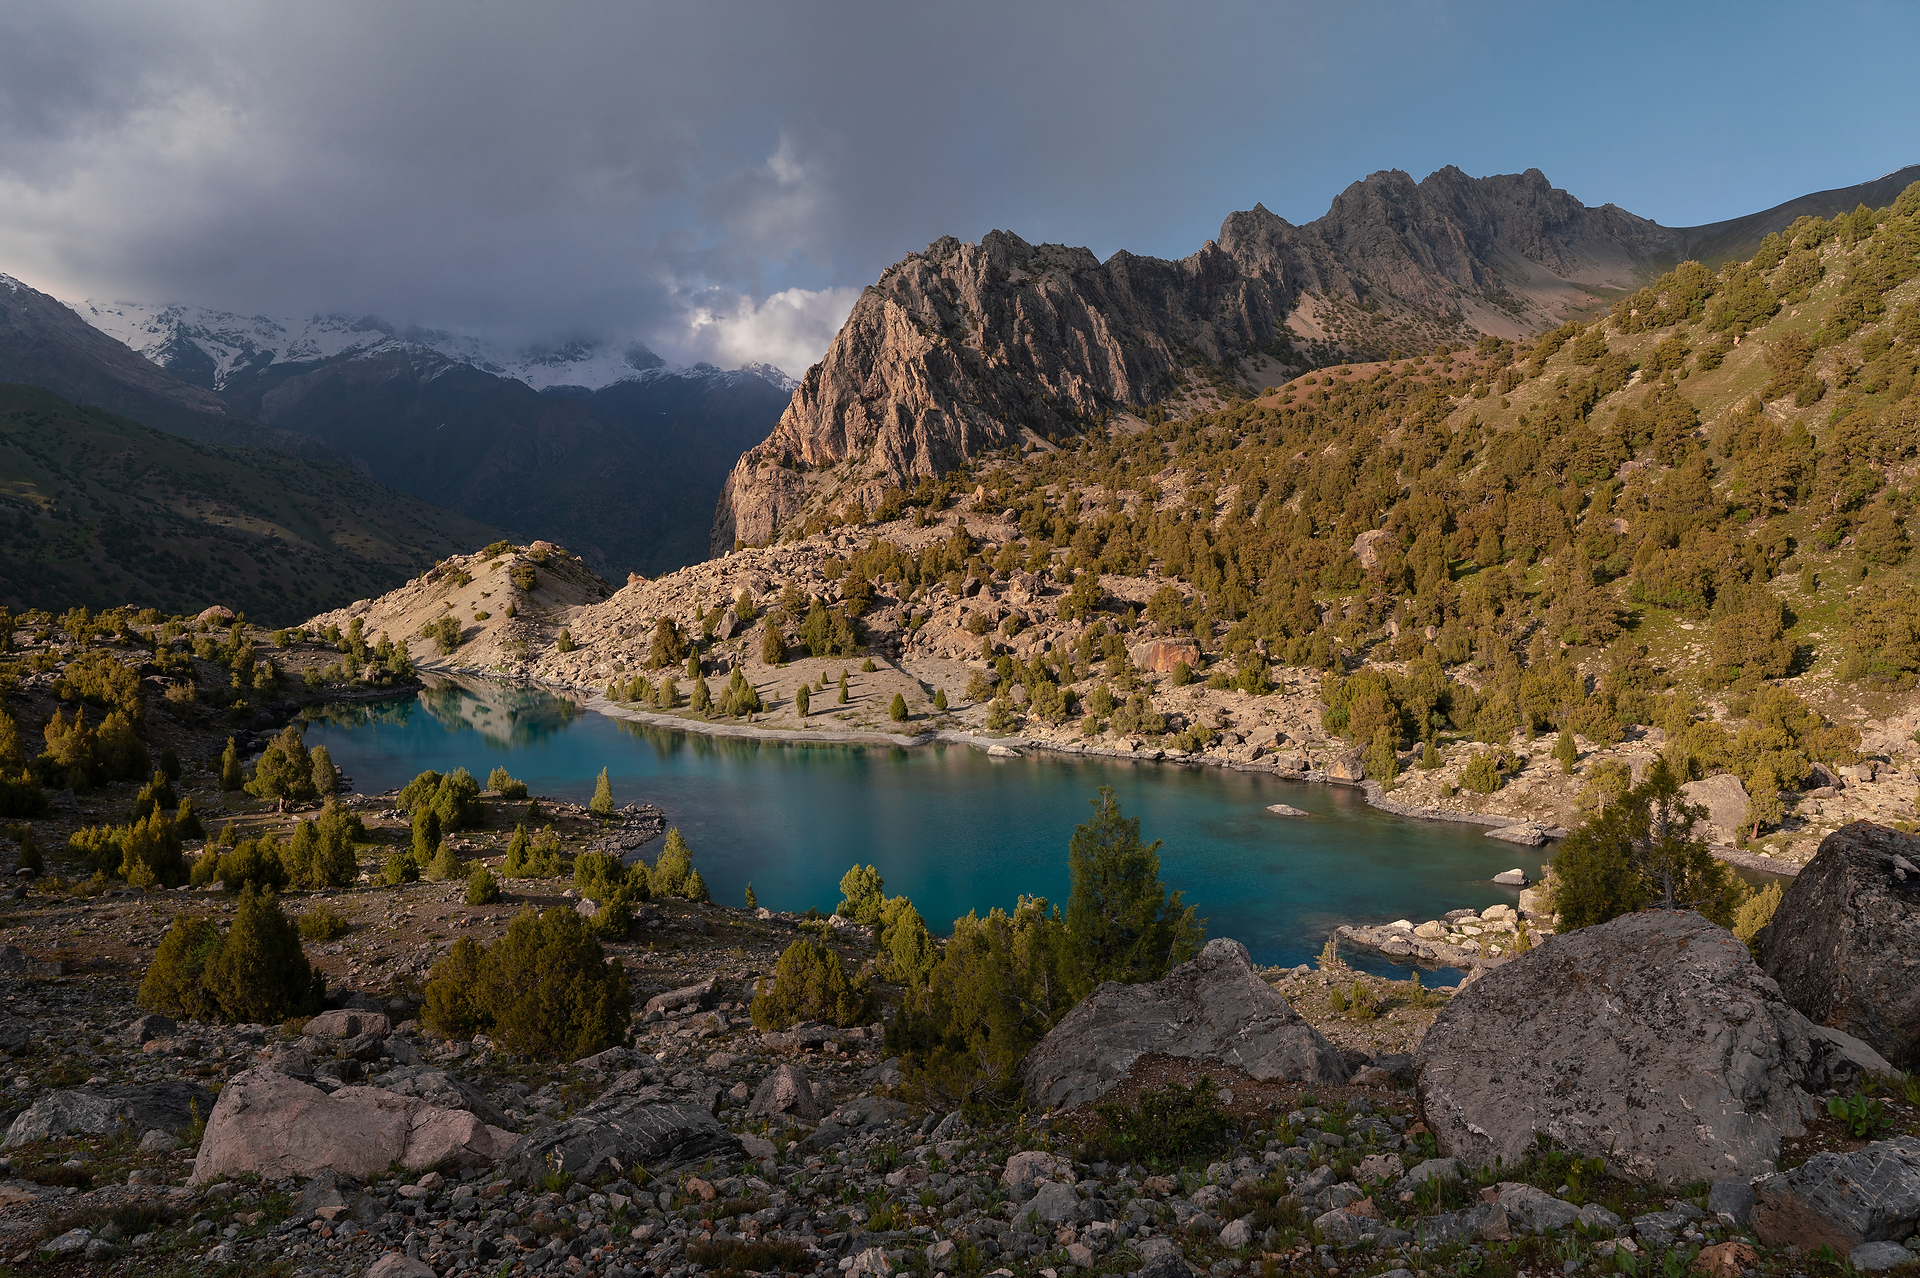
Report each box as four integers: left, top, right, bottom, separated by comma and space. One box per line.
1, 1, 1914, 374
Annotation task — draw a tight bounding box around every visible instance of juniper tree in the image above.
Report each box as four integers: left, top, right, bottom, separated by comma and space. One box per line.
1063, 787, 1202, 987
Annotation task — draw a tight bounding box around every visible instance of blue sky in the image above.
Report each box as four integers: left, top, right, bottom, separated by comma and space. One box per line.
0, 1, 1913, 372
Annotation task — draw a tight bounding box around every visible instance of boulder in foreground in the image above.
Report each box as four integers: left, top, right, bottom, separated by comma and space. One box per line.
1759, 822, 1920, 1069
190, 1067, 513, 1183
1021, 937, 1348, 1112
1417, 910, 1887, 1184
1751, 1136, 1920, 1251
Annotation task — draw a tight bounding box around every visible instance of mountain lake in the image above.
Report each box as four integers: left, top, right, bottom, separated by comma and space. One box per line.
301, 675, 1538, 981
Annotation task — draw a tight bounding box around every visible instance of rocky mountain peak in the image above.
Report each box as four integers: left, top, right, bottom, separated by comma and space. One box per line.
712, 164, 1688, 553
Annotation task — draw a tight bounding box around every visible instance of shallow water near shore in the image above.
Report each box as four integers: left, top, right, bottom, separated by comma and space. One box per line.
302, 676, 1532, 981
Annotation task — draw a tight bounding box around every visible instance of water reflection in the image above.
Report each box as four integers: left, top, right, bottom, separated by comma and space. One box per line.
305, 675, 1526, 980
308, 675, 583, 751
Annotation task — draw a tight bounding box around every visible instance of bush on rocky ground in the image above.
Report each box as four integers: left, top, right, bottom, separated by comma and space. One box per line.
246, 724, 318, 807
485, 766, 529, 800
465, 864, 501, 905
398, 767, 485, 831
651, 827, 709, 900
888, 789, 1204, 1102
139, 886, 323, 1023
297, 901, 351, 941
421, 905, 630, 1060
1550, 757, 1741, 928
1086, 1076, 1232, 1163
750, 936, 869, 1031
68, 808, 191, 887
279, 800, 363, 888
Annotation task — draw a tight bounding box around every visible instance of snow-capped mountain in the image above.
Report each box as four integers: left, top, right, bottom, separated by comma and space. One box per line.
70, 298, 796, 394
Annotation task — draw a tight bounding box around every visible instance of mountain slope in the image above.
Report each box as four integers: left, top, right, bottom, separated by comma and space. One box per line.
408, 176, 1920, 864
0, 383, 502, 623
211, 348, 791, 577
0, 274, 337, 462
713, 166, 1693, 550
712, 164, 1918, 552
1677, 164, 1920, 267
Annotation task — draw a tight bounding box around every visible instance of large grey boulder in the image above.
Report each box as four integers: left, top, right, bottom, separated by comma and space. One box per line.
189, 1067, 513, 1183
1416, 910, 1887, 1185
1681, 774, 1749, 844
1751, 1136, 1920, 1250
1021, 938, 1348, 1113
502, 1083, 740, 1181
1758, 822, 1920, 1068
3, 1081, 212, 1149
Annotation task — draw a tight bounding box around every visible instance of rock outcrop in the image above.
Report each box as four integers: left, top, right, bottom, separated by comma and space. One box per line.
713, 167, 1693, 550
1758, 822, 1920, 1068
501, 1083, 741, 1182
1416, 910, 1888, 1185
1750, 1137, 1920, 1251
3, 1080, 212, 1149
1021, 937, 1348, 1112
189, 1067, 514, 1183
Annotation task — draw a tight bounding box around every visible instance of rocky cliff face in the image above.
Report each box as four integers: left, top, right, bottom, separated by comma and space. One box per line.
711, 229, 1295, 550
713, 166, 1692, 552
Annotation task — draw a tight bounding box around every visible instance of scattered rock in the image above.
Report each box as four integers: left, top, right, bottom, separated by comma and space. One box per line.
367, 1255, 438, 1278
745, 1063, 821, 1121
1758, 822, 1920, 1069
1265, 803, 1309, 817
1325, 748, 1366, 782
1022, 937, 1348, 1111
303, 1009, 392, 1039
1487, 825, 1545, 849
1708, 1176, 1755, 1226
1027, 1178, 1085, 1224
1393, 1158, 1461, 1195
122, 1013, 177, 1046
1417, 910, 1883, 1184
1128, 639, 1201, 673
1751, 1136, 1920, 1250
1002, 1150, 1074, 1190
1852, 1241, 1920, 1272
1694, 1241, 1760, 1277
642, 979, 717, 1016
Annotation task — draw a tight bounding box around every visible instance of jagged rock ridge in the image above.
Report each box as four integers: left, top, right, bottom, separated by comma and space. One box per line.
712, 166, 1694, 551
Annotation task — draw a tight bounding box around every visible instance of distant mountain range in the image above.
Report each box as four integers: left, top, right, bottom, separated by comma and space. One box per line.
713, 163, 1920, 550
0, 274, 796, 579
73, 298, 793, 396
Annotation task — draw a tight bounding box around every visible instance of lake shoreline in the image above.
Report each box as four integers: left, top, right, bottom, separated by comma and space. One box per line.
397, 668, 1798, 884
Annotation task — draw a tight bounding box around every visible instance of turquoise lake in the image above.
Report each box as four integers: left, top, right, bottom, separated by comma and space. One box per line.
302, 677, 1535, 980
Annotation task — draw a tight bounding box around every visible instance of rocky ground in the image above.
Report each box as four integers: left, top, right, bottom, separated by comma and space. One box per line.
3, 836, 1916, 1278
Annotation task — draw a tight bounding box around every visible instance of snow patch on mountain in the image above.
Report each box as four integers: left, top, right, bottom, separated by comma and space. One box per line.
69, 299, 795, 393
